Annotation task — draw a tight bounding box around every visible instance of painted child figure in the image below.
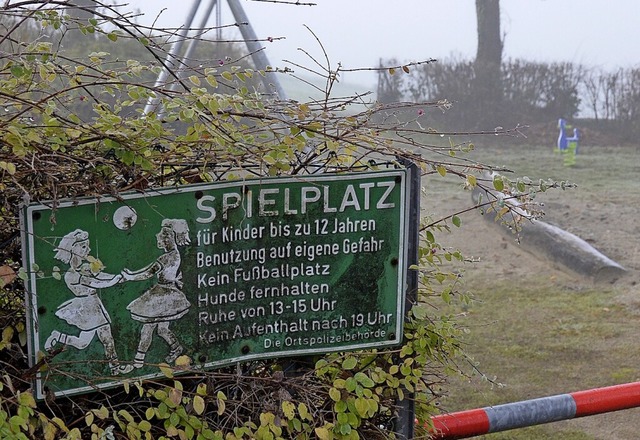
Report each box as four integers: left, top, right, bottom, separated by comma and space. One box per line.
120, 219, 191, 371
44, 229, 126, 375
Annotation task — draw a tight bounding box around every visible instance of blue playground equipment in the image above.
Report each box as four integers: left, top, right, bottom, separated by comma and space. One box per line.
557, 118, 579, 166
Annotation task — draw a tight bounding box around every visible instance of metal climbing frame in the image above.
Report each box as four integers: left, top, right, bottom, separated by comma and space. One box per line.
144, 0, 285, 115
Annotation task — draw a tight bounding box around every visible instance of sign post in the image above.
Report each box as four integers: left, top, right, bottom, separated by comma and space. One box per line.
21, 170, 410, 398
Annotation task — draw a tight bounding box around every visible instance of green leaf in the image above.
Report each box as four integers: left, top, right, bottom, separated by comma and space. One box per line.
206, 75, 218, 88
342, 357, 357, 370
298, 402, 311, 420
493, 175, 504, 191
169, 411, 180, 427
88, 258, 104, 274
412, 304, 429, 320
329, 387, 341, 402
104, 138, 120, 149
334, 400, 347, 413
354, 398, 368, 417
3, 327, 13, 347
282, 401, 295, 420
17, 391, 36, 408
120, 150, 134, 165
93, 406, 109, 420
354, 372, 374, 388
333, 378, 347, 390
425, 230, 435, 243
0, 161, 16, 175
10, 65, 25, 77
107, 32, 118, 42
315, 427, 331, 440
452, 215, 461, 227
259, 412, 275, 426
175, 354, 191, 367
216, 392, 226, 415
193, 395, 205, 415
436, 165, 447, 177
159, 363, 173, 378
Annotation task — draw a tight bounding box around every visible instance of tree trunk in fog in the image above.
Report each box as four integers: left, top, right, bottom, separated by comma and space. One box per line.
474, 0, 503, 128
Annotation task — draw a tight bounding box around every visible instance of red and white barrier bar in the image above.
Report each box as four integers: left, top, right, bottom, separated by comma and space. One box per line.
429, 381, 640, 439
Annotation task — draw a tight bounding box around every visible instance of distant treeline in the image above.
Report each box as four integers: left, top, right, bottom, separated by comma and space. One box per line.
377, 58, 640, 142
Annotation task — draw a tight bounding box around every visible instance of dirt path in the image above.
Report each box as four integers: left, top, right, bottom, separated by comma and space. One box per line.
422, 151, 640, 439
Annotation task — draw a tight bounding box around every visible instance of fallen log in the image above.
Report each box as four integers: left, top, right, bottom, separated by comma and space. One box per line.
472, 185, 626, 283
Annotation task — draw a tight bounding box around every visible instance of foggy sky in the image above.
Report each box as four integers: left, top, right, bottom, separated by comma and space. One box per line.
127, 0, 639, 88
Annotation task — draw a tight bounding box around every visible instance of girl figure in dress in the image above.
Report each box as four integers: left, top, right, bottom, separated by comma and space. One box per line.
121, 219, 191, 371
44, 229, 126, 375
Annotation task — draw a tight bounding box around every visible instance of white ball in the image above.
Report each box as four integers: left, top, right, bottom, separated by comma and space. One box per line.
113, 206, 138, 230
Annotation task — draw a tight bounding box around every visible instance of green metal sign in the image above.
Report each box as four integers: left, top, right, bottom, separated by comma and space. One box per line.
21, 170, 410, 398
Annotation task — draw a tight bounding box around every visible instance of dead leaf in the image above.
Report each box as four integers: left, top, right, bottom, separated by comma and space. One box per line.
0, 265, 16, 286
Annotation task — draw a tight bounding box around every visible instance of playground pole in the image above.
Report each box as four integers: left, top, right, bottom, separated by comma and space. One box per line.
429, 381, 640, 439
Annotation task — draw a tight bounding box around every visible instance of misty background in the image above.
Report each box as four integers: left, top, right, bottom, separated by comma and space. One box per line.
115, 0, 639, 140
131, 0, 639, 85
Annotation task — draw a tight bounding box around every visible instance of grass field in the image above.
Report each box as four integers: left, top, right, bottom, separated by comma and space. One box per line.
422, 140, 640, 439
